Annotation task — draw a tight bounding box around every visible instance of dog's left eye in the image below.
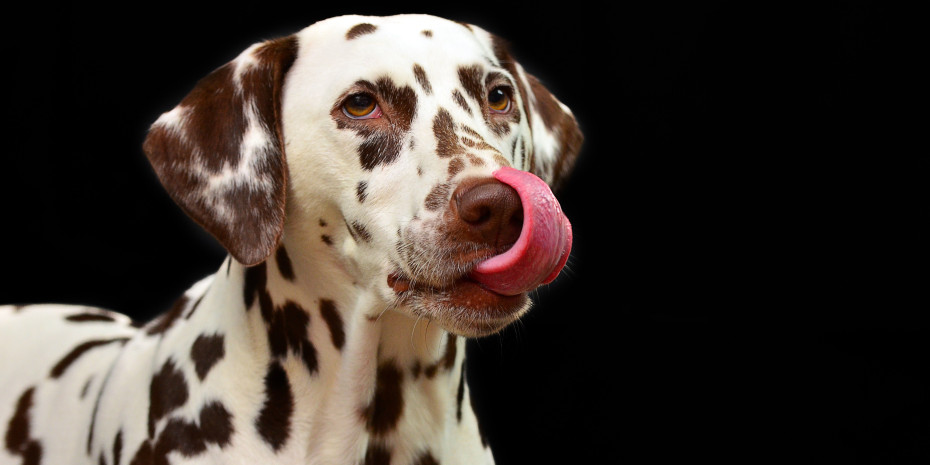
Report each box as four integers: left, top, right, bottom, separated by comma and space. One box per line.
343, 93, 381, 119
488, 87, 512, 113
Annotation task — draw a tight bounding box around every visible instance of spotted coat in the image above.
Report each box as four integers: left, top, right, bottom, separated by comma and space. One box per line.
0, 14, 581, 465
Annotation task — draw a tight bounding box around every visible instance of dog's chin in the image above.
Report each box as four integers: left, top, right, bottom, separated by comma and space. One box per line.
388, 273, 531, 337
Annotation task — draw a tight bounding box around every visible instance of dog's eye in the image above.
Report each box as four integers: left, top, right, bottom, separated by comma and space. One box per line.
343, 93, 380, 119
488, 87, 512, 113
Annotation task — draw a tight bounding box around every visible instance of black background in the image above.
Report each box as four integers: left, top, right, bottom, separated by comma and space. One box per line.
0, 2, 921, 463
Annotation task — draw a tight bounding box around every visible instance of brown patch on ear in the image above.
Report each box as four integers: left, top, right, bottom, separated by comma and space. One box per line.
143, 36, 298, 266
491, 35, 583, 191
527, 74, 584, 190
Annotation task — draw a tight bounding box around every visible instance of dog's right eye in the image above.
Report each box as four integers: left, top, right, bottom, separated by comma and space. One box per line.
343, 94, 380, 119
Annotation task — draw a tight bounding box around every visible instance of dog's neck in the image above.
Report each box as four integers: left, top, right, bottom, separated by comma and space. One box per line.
171, 222, 490, 463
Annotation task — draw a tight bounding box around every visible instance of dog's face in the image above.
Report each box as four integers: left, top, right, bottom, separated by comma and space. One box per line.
144, 15, 582, 337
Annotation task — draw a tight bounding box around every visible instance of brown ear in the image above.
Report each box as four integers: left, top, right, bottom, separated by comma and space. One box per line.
143, 36, 298, 266
491, 37, 583, 191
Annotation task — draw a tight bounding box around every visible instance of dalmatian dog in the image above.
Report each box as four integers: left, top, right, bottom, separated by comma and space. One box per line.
0, 14, 581, 465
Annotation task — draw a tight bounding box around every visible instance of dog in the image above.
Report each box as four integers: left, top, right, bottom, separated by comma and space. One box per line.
0, 14, 581, 465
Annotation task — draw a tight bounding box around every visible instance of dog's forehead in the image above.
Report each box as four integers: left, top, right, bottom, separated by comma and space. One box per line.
291, 15, 499, 88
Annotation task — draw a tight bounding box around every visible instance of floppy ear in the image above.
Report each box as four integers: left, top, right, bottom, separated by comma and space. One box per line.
490, 36, 583, 191
143, 36, 298, 266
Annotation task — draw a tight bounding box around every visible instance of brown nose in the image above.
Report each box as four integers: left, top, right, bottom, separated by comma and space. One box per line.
453, 178, 524, 250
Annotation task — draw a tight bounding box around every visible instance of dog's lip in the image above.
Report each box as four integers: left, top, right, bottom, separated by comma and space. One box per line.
388, 271, 503, 295
387, 270, 524, 309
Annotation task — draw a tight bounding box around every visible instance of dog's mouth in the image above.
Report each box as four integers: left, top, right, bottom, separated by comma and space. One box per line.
387, 269, 529, 337
387, 167, 572, 337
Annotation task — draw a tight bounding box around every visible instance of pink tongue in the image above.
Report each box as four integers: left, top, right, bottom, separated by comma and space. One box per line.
469, 167, 572, 296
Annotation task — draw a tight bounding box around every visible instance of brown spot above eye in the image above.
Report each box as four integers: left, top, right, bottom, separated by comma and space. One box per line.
457, 65, 484, 105
346, 23, 377, 40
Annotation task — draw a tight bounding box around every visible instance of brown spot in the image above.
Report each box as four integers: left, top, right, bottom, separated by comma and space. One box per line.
357, 181, 368, 203
255, 362, 293, 451
466, 152, 486, 167
112, 430, 122, 465
190, 333, 225, 381
321, 234, 333, 245
447, 157, 465, 179
243, 262, 267, 309
433, 108, 464, 158
457, 65, 484, 105
361, 362, 405, 435
275, 246, 295, 281
494, 154, 511, 167
65, 313, 116, 323
350, 221, 372, 243
143, 36, 297, 267
148, 359, 189, 438
50, 338, 129, 379
81, 376, 94, 399
184, 294, 205, 319
5, 387, 42, 465
319, 218, 328, 227
266, 300, 318, 374
128, 441, 153, 465
199, 401, 234, 447
424, 183, 451, 211
146, 295, 189, 335
414, 451, 440, 465
442, 334, 458, 370
144, 401, 232, 465
421, 30, 433, 37
362, 442, 392, 465
243, 262, 273, 320
456, 362, 466, 421
461, 136, 496, 152
155, 417, 206, 460
347, 23, 377, 40
319, 299, 345, 350
413, 64, 432, 95
452, 89, 471, 115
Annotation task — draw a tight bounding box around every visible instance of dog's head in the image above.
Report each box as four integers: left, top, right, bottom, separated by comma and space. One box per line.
144, 15, 582, 336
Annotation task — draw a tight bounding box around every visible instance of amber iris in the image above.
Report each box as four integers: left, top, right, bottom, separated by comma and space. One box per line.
488, 87, 511, 112
343, 93, 377, 118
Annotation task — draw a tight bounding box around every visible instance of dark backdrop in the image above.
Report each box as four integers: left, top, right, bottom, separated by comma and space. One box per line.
0, 2, 919, 463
